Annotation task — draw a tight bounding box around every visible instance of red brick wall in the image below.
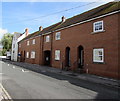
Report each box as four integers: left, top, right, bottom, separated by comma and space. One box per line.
18, 13, 119, 79
51, 14, 119, 79
18, 36, 42, 65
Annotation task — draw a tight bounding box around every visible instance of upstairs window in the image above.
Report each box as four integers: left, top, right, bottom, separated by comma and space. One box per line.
55, 32, 61, 40
27, 41, 30, 46
45, 35, 50, 42
32, 39, 35, 44
31, 51, 35, 59
93, 21, 104, 32
93, 48, 104, 63
19, 44, 21, 47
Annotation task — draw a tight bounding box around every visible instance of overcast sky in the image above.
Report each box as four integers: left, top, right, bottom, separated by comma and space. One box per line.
0, 0, 114, 41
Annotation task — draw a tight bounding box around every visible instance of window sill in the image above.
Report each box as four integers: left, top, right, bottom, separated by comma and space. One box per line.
55, 59, 60, 61
93, 62, 105, 64
91, 30, 105, 34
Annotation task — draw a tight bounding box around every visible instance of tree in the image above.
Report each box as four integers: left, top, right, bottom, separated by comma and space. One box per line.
1, 33, 13, 56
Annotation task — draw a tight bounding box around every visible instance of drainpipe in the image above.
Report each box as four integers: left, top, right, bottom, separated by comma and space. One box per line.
41, 34, 44, 65
50, 31, 53, 67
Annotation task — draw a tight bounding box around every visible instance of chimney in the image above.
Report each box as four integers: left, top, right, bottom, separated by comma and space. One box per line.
39, 26, 43, 31
25, 28, 29, 36
62, 16, 66, 22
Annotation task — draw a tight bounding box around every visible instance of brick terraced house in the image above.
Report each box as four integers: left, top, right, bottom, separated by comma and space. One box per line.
18, 2, 120, 79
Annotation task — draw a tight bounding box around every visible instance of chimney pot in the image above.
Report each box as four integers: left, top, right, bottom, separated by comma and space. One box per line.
62, 16, 66, 22
25, 28, 29, 36
39, 26, 43, 31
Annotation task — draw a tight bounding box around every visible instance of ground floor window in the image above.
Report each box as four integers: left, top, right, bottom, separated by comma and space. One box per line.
31, 51, 35, 59
93, 48, 104, 63
55, 50, 60, 60
26, 52, 29, 58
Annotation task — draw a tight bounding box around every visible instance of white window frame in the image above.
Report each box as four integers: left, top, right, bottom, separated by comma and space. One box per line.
55, 32, 61, 40
93, 48, 104, 63
45, 35, 50, 42
32, 39, 35, 44
19, 44, 21, 47
31, 51, 35, 59
93, 21, 104, 32
27, 41, 30, 46
55, 50, 60, 60
26, 52, 29, 58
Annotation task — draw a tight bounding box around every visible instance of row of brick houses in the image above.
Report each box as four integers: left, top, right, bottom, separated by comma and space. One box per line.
18, 2, 120, 79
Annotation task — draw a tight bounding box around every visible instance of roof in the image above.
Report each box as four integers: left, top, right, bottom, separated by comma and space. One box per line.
19, 1, 120, 42
19, 22, 61, 42
18, 31, 39, 42
54, 2, 120, 30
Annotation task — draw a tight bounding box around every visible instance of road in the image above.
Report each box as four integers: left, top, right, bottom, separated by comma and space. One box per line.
0, 60, 119, 99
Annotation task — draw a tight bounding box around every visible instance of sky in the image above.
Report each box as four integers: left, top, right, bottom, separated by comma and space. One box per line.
0, 0, 115, 42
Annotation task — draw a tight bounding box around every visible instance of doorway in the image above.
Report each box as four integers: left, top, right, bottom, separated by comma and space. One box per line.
23, 51, 26, 62
44, 50, 51, 66
78, 46, 84, 69
65, 47, 71, 67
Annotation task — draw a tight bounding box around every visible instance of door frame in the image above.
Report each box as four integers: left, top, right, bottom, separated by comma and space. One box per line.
77, 45, 84, 69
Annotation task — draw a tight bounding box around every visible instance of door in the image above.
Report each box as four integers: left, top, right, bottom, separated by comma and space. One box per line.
65, 47, 70, 67
78, 46, 84, 69
44, 51, 51, 66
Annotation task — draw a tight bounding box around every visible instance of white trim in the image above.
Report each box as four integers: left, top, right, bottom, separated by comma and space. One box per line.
93, 48, 104, 63
26, 52, 29, 58
31, 51, 35, 59
32, 39, 36, 44
19, 10, 120, 42
54, 10, 120, 32
93, 20, 104, 32
45, 35, 50, 42
55, 50, 60, 60
27, 40, 30, 46
55, 32, 61, 40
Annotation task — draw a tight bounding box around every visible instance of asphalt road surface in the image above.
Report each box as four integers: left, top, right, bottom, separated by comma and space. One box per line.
0, 60, 119, 99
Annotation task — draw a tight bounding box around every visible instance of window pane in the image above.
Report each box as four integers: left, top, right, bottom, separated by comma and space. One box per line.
93, 48, 104, 62
55, 50, 60, 60
94, 21, 103, 32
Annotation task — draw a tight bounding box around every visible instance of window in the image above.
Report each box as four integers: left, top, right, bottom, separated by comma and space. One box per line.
26, 52, 29, 58
55, 50, 60, 60
45, 35, 50, 42
93, 21, 104, 32
93, 48, 104, 63
31, 51, 35, 59
32, 39, 35, 44
19, 44, 21, 47
55, 32, 61, 40
27, 41, 30, 46
13, 44, 15, 48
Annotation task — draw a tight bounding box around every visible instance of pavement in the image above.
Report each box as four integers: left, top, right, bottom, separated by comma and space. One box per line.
1, 59, 120, 89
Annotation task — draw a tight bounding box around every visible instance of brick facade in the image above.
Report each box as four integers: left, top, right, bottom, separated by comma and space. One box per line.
18, 2, 120, 79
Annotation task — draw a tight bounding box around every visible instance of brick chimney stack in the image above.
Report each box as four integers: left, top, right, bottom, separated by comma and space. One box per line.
39, 26, 43, 31
25, 28, 29, 36
62, 16, 66, 22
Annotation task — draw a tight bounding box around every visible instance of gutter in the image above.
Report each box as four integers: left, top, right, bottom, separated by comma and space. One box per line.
53, 10, 120, 32
19, 10, 120, 42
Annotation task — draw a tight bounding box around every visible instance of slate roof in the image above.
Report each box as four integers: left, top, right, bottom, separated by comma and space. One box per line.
53, 2, 120, 30
19, 1, 120, 42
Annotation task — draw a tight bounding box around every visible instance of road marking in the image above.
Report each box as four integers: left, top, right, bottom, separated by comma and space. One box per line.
0, 83, 13, 100
21, 69, 29, 73
0, 73, 4, 75
7, 64, 9, 66
13, 66, 15, 68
